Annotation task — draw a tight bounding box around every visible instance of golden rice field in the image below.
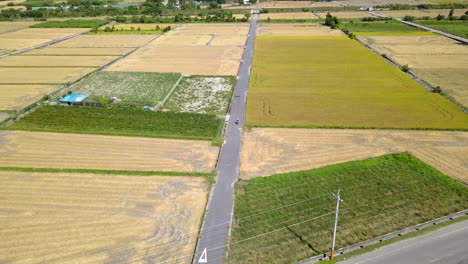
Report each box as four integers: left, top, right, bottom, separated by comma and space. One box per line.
380, 9, 468, 18
0, 5, 27, 10
53, 35, 157, 48
259, 12, 318, 20
0, 85, 59, 110
0, 55, 119, 67
24, 47, 134, 56
0, 67, 95, 84
226, 0, 341, 8
210, 35, 247, 46
256, 23, 345, 36
315, 11, 376, 18
240, 128, 468, 184
106, 45, 243, 75
0, 171, 208, 264
0, 38, 49, 51
358, 35, 468, 107
0, 131, 219, 172
0, 21, 39, 33
248, 36, 468, 129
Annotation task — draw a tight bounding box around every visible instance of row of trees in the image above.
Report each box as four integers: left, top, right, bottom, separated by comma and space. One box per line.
403, 9, 468, 21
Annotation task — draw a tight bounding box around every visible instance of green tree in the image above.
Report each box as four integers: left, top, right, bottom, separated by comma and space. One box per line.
436, 14, 445, 20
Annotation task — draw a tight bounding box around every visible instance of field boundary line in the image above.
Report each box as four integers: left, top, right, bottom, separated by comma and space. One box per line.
295, 209, 468, 264
353, 36, 468, 114
155, 74, 184, 111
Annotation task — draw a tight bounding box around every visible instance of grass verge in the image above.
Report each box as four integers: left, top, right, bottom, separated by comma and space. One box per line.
5, 105, 224, 141
321, 215, 468, 263
339, 20, 426, 33
30, 19, 108, 28
228, 153, 468, 264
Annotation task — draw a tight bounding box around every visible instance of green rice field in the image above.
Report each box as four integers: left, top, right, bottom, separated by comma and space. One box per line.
228, 153, 468, 264
246, 36, 468, 129
417, 20, 468, 38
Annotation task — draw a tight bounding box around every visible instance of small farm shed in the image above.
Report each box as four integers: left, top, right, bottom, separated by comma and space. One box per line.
59, 93, 88, 105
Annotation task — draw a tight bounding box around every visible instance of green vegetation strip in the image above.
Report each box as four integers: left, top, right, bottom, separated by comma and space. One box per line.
30, 19, 108, 28
339, 20, 426, 33
0, 166, 215, 177
5, 105, 223, 141
228, 153, 468, 264
417, 20, 468, 38
247, 36, 468, 129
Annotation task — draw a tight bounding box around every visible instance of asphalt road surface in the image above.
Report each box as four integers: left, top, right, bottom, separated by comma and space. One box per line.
338, 220, 468, 264
191, 13, 259, 264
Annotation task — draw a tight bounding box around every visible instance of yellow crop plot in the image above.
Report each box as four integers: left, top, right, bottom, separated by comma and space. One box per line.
0, 171, 208, 264
256, 23, 345, 36
24, 47, 134, 56
53, 35, 157, 48
358, 35, 468, 107
259, 1, 340, 8
0, 85, 60, 110
0, 131, 219, 172
0, 67, 95, 84
0, 28, 88, 39
259, 12, 318, 20
240, 128, 468, 184
0, 38, 49, 50
0, 55, 119, 67
380, 9, 468, 18
107, 45, 243, 75
0, 21, 39, 33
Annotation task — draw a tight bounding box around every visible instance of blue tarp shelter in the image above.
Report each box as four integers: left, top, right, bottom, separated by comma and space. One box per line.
59, 93, 88, 105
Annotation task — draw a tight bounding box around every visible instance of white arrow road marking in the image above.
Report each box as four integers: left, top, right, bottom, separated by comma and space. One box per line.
198, 248, 207, 263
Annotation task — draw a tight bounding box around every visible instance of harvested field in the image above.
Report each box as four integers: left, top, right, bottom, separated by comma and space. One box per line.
259, 1, 340, 8
0, 171, 208, 264
0, 55, 118, 67
210, 35, 247, 46
315, 11, 375, 18
248, 36, 468, 129
0, 28, 88, 39
0, 131, 219, 172
256, 23, 344, 36
0, 21, 39, 33
24, 47, 134, 56
0, 67, 95, 84
150, 34, 213, 46
168, 23, 249, 36
240, 128, 468, 184
380, 9, 468, 18
163, 76, 234, 114
335, 0, 424, 6
53, 35, 156, 48
358, 35, 468, 107
0, 84, 59, 110
413, 68, 468, 107
259, 12, 318, 20
106, 45, 243, 75
0, 28, 87, 51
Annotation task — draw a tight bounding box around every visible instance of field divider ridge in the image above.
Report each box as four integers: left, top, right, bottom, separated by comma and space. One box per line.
154, 74, 184, 111
295, 209, 468, 264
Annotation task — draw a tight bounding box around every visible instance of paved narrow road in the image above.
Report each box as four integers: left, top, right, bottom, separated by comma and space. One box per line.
191, 13, 259, 264
367, 11, 468, 44
338, 220, 468, 264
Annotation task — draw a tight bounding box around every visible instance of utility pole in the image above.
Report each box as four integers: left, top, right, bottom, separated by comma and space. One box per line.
330, 189, 343, 260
